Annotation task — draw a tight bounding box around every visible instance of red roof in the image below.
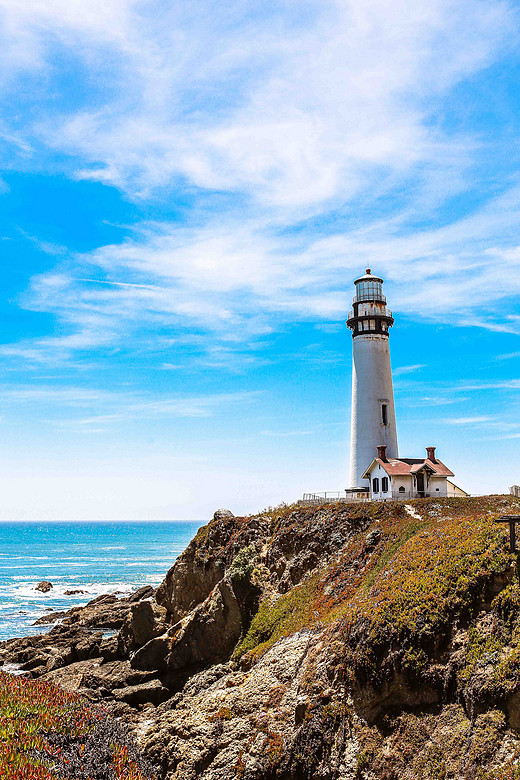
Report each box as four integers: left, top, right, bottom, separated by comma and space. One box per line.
363, 457, 454, 478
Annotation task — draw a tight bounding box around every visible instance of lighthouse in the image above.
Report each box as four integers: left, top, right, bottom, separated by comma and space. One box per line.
346, 269, 398, 489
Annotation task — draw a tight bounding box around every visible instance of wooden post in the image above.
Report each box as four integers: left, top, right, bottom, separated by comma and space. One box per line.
495, 516, 520, 579
495, 515, 520, 552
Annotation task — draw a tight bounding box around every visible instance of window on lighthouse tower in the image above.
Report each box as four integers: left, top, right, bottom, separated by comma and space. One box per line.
381, 403, 388, 425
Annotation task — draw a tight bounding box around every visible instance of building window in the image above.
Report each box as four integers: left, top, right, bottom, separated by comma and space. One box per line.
399, 486, 405, 493
372, 477, 379, 493
382, 477, 389, 492
381, 403, 388, 425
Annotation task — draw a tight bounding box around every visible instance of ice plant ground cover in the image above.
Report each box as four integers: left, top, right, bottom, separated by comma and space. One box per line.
0, 672, 155, 779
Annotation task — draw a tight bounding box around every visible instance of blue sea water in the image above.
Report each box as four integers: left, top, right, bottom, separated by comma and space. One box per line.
0, 521, 203, 641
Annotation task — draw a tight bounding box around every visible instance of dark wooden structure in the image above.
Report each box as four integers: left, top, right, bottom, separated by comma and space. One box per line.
495, 515, 520, 553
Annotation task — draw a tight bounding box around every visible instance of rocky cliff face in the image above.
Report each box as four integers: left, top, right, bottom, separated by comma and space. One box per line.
3, 495, 520, 779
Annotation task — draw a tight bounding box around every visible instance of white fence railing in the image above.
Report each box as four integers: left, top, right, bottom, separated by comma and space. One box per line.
299, 491, 472, 505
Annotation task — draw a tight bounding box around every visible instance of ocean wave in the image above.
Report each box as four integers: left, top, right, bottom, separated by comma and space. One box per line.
0, 581, 134, 600
99, 546, 126, 551
0, 521, 197, 641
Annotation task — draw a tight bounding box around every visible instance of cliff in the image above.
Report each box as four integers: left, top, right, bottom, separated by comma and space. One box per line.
2, 495, 520, 779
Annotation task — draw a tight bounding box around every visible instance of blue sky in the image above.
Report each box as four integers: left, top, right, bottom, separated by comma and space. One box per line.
0, 0, 519, 520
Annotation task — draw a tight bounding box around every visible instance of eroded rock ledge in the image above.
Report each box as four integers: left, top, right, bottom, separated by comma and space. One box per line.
3, 496, 520, 779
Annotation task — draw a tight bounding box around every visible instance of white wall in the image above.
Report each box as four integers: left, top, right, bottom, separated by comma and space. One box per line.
350, 334, 398, 487
391, 475, 411, 497
365, 466, 449, 499
367, 462, 392, 499
428, 476, 448, 497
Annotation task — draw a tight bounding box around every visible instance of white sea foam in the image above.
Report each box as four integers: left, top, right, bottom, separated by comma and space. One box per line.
100, 546, 126, 551
2, 663, 26, 676
0, 520, 199, 641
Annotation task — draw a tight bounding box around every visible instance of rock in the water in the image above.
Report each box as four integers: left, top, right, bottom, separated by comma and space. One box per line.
33, 593, 136, 629
35, 581, 53, 593
64, 589, 87, 595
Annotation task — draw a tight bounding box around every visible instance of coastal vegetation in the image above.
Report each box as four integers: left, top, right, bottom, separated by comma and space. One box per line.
0, 672, 154, 779
235, 496, 514, 674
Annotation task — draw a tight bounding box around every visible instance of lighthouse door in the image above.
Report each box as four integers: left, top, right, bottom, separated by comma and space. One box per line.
416, 473, 425, 497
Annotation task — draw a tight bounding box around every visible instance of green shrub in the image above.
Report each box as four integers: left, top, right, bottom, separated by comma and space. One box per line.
229, 544, 257, 585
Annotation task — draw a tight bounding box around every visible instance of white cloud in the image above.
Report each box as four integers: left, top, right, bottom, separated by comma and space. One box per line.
444, 416, 494, 425
460, 380, 520, 390
0, 383, 260, 431
0, 0, 513, 203
496, 352, 520, 360
393, 364, 426, 376
4, 186, 520, 366
0, 0, 518, 364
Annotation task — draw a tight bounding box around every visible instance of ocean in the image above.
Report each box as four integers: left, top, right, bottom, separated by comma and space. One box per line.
0, 521, 204, 641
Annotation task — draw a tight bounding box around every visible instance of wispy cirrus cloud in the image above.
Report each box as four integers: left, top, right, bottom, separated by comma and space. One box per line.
0, 0, 517, 367
0, 0, 514, 206
496, 352, 520, 361
9, 195, 520, 367
53, 390, 261, 429
0, 0, 506, 204
444, 416, 495, 425
393, 364, 426, 377
0, 383, 260, 430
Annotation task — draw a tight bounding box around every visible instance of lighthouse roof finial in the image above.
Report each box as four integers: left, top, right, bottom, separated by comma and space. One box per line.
354, 268, 384, 285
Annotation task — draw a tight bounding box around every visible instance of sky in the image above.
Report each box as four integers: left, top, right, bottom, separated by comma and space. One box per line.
0, 0, 519, 520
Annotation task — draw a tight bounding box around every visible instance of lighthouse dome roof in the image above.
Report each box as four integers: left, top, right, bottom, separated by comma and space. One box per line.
354, 268, 384, 284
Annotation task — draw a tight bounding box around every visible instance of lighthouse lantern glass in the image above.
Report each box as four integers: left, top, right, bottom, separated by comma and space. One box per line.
355, 280, 384, 303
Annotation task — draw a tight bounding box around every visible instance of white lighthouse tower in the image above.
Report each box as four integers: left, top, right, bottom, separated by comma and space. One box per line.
346, 269, 398, 489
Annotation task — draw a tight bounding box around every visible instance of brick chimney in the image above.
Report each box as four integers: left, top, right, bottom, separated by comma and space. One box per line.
426, 446, 437, 463
377, 444, 388, 462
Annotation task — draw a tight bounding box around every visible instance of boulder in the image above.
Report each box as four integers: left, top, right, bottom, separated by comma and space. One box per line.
114, 679, 169, 706
155, 551, 224, 619
74, 631, 103, 661
44, 657, 105, 694
133, 577, 242, 675
128, 585, 155, 603
155, 511, 242, 619
33, 593, 135, 629
213, 508, 235, 521
34, 611, 68, 625
99, 637, 119, 662
130, 636, 170, 672
35, 581, 53, 593
118, 599, 168, 655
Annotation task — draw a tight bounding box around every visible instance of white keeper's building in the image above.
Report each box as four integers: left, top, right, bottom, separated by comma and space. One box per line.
362, 444, 463, 501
